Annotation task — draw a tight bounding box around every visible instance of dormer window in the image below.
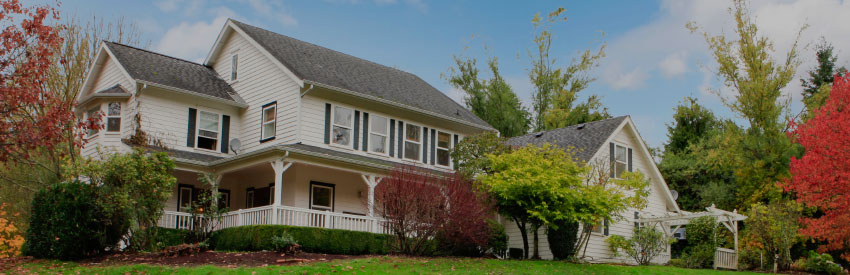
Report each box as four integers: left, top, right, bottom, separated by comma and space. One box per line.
230, 54, 238, 81
331, 106, 353, 146
197, 110, 220, 151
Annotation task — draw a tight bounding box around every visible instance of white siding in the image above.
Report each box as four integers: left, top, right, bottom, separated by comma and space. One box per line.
211, 31, 300, 151
137, 88, 242, 157
503, 121, 674, 264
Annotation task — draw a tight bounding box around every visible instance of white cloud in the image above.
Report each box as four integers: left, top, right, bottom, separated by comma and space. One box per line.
603, 0, 850, 110
154, 0, 179, 12
603, 63, 649, 91
155, 9, 234, 63
658, 51, 689, 78
242, 0, 298, 26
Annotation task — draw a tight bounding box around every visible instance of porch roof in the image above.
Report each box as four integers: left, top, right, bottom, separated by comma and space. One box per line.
131, 142, 445, 174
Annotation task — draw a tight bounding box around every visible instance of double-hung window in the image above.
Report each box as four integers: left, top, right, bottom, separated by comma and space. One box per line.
86, 106, 100, 136
261, 103, 276, 141
368, 115, 388, 154
106, 102, 121, 133
197, 111, 220, 151
310, 183, 333, 211
613, 144, 628, 178
404, 124, 422, 161
331, 106, 353, 146
436, 131, 451, 167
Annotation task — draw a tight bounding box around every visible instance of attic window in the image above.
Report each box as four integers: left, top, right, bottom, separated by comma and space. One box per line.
230, 54, 238, 81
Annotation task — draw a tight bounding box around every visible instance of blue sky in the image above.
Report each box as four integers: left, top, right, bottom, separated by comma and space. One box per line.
46, 0, 850, 148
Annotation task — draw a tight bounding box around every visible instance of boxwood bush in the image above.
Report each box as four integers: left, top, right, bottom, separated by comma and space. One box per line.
145, 227, 188, 251
24, 181, 127, 260
210, 225, 390, 255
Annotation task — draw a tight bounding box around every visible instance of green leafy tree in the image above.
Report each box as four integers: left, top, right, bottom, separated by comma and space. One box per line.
479, 144, 649, 259
800, 39, 846, 119
450, 131, 510, 179
529, 8, 608, 131
70, 148, 177, 251
447, 56, 531, 137
658, 98, 737, 210
687, 0, 803, 207
743, 201, 804, 270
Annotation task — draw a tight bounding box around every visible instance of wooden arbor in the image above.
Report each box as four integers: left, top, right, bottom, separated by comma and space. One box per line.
636, 204, 748, 270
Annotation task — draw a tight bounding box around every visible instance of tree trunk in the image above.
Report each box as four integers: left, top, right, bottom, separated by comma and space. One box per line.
514, 218, 529, 259
532, 224, 540, 259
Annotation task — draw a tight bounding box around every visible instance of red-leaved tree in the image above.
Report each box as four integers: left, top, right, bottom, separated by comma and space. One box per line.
785, 72, 850, 261
0, 0, 85, 163
374, 165, 493, 256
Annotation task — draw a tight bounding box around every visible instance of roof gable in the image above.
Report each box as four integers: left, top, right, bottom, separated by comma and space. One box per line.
223, 19, 491, 129
102, 42, 244, 106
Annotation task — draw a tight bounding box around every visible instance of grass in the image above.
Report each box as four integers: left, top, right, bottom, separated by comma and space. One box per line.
10, 256, 764, 275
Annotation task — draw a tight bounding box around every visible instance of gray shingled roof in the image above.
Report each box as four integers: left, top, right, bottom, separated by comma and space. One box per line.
229, 20, 491, 129
507, 116, 628, 162
104, 42, 241, 103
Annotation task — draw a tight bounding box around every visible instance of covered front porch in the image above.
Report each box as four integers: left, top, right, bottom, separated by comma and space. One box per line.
155, 146, 390, 234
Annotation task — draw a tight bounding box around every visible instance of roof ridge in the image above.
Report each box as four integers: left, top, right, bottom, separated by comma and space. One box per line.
104, 41, 209, 68
230, 19, 420, 78
514, 116, 628, 138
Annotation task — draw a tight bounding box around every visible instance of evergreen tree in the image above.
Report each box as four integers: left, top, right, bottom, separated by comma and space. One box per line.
801, 39, 846, 116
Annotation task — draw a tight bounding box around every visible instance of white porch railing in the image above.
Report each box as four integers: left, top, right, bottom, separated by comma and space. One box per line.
714, 247, 738, 270
158, 205, 389, 234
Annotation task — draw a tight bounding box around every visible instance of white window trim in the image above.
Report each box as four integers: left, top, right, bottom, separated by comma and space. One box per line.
261, 103, 276, 141
195, 109, 222, 152
105, 102, 121, 134
367, 114, 390, 156
329, 105, 354, 149
435, 130, 452, 168
613, 143, 629, 179
403, 123, 423, 162
86, 105, 101, 138
310, 184, 333, 211
178, 186, 192, 212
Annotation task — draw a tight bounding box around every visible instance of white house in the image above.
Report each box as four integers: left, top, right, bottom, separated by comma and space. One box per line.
75, 18, 714, 265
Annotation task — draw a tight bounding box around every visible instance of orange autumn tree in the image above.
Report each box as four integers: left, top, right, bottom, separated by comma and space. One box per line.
786, 73, 850, 261
0, 203, 24, 258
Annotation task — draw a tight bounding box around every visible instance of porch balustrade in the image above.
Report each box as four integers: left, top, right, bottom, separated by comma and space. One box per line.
158, 205, 389, 234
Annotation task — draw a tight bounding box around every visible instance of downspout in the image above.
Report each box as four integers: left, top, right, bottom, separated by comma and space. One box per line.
297, 83, 314, 144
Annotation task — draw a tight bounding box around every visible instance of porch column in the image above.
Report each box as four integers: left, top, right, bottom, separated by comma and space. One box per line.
270, 159, 293, 224
361, 174, 383, 217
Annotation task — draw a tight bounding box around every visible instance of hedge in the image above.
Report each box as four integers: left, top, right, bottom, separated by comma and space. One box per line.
210, 225, 391, 255
149, 227, 189, 249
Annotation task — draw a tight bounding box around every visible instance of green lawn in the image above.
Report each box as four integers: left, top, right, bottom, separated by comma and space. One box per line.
9, 256, 764, 275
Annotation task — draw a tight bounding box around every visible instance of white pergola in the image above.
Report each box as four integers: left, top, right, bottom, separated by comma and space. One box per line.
636, 204, 748, 270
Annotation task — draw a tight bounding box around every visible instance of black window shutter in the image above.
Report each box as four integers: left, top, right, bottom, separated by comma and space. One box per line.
324, 104, 331, 144
430, 129, 436, 165
187, 108, 197, 147
628, 148, 633, 172
604, 219, 610, 236
634, 211, 640, 229
353, 111, 360, 150
362, 112, 369, 151
453, 134, 459, 147
609, 142, 615, 177
389, 119, 396, 157
221, 115, 230, 153
397, 121, 404, 159
423, 127, 428, 163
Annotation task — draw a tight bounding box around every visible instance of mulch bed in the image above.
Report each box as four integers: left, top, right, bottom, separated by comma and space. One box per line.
78, 250, 364, 267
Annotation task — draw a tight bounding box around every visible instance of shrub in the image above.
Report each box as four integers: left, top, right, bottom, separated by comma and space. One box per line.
547, 220, 579, 260
804, 251, 845, 275
743, 201, 804, 270
606, 226, 672, 265
210, 225, 390, 255
375, 166, 494, 256
271, 232, 299, 254
669, 258, 687, 268
0, 203, 24, 258
24, 181, 127, 260
486, 220, 508, 257
144, 227, 188, 251
682, 216, 722, 268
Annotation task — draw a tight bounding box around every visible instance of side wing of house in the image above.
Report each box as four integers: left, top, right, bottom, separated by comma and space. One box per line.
504, 118, 679, 263
76, 46, 137, 157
